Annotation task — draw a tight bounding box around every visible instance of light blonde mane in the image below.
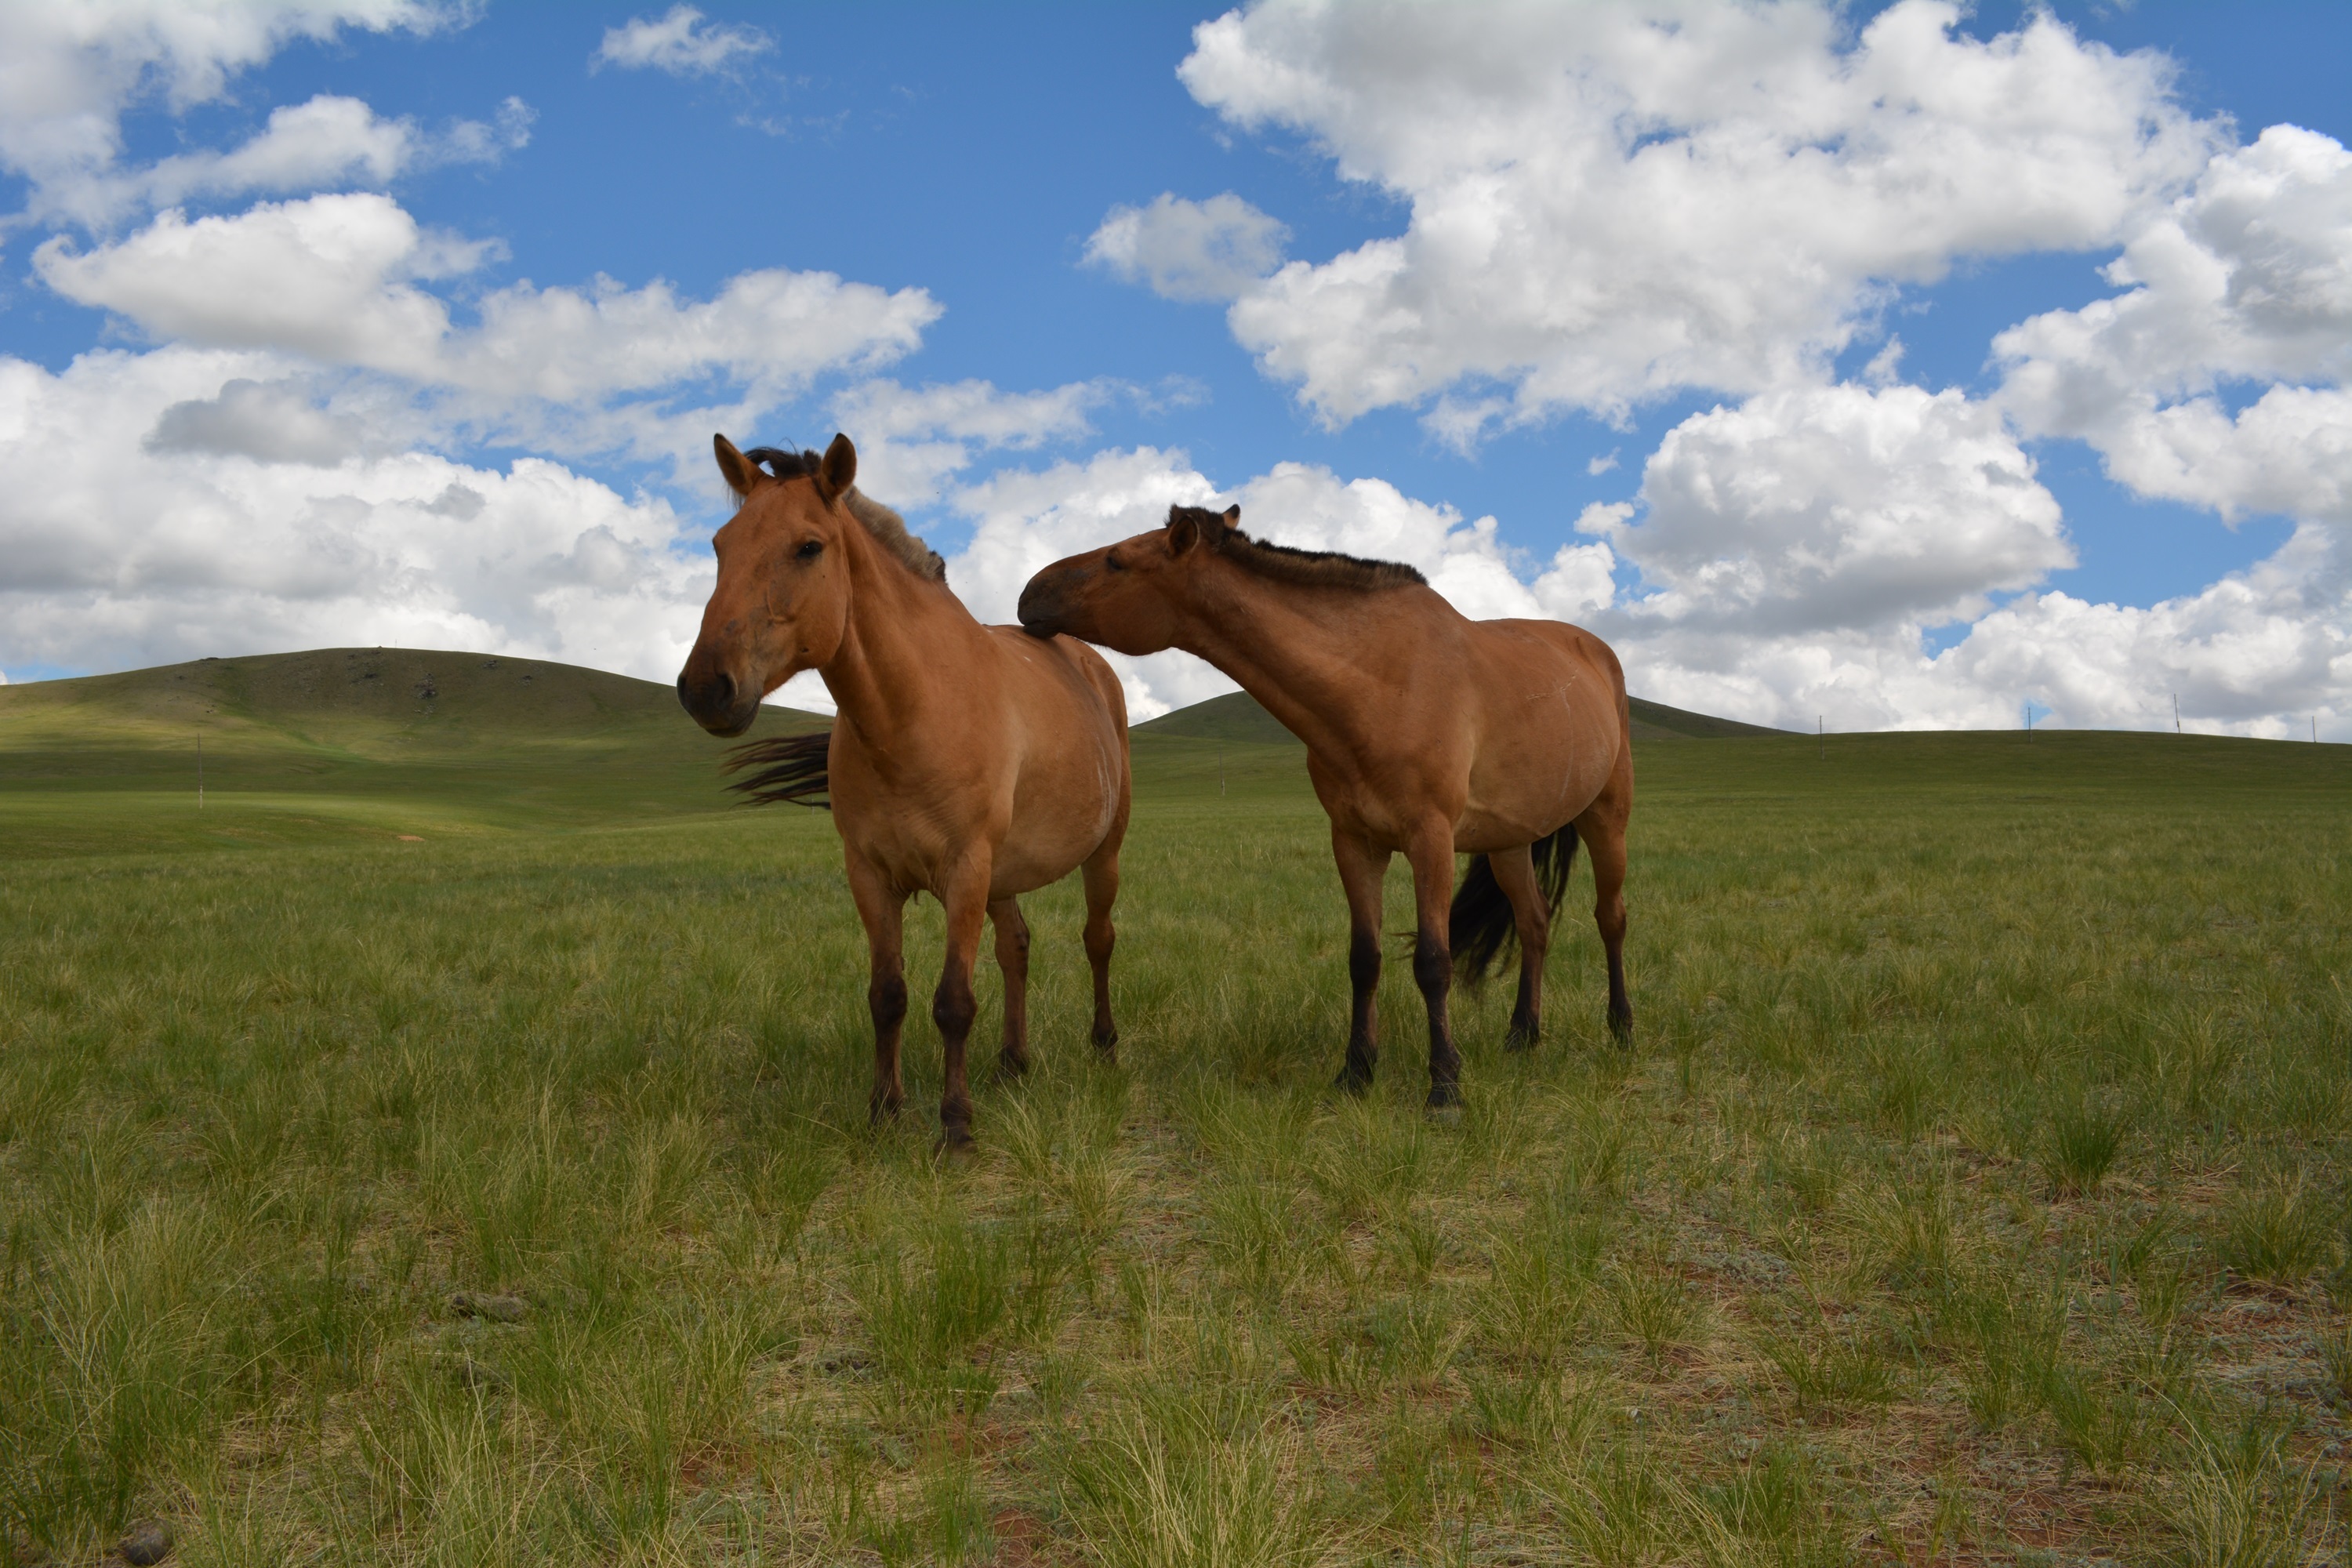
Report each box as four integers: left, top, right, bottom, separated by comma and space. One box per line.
844, 489, 947, 583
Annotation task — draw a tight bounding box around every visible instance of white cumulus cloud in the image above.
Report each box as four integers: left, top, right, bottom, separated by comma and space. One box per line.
0, 1, 452, 224
824, 378, 1115, 506
1084, 193, 1289, 303
0, 346, 714, 684
1598, 382, 2071, 639
1174, 0, 2218, 434
595, 5, 771, 76
34, 193, 943, 441
1996, 123, 2352, 528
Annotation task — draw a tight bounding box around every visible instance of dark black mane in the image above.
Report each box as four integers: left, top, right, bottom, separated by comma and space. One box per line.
742, 445, 820, 479
1173, 504, 1427, 592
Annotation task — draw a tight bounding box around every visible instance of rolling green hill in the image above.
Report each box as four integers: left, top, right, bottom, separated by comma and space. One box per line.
0, 648, 826, 853
5, 648, 2338, 862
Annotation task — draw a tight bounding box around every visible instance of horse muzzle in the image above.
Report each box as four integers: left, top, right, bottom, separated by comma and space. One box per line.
676, 662, 759, 737
1016, 570, 1074, 639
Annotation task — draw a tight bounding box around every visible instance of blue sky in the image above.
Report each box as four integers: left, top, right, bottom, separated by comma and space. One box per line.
2, 2, 2347, 735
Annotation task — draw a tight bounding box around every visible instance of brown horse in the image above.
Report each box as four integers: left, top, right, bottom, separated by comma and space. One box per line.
1018, 504, 1631, 1110
678, 434, 1131, 1151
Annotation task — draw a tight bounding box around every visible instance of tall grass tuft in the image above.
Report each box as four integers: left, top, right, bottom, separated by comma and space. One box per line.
2162, 1414, 2332, 1568
2213, 1173, 2332, 1289
1057, 1386, 1329, 1568
2039, 1098, 2128, 1197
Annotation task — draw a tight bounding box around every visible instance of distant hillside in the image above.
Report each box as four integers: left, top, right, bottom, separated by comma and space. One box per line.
1625, 696, 1786, 739
1133, 688, 1784, 744
0, 647, 825, 784
1129, 691, 1298, 746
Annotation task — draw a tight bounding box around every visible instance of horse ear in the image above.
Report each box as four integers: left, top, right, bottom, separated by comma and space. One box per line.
1221, 505, 1241, 529
714, 434, 760, 499
1167, 511, 1200, 555
818, 432, 857, 499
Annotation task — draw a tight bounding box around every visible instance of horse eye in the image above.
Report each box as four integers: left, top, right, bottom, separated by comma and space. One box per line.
1105, 554, 1127, 573
795, 539, 823, 561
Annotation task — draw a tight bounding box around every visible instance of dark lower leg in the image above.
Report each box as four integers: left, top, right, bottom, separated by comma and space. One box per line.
1602, 920, 1632, 1043
1582, 815, 1632, 1045
1407, 829, 1463, 1108
1341, 928, 1381, 1091
868, 971, 907, 1120
1490, 845, 1549, 1052
1414, 932, 1461, 1108
933, 972, 978, 1148
1082, 851, 1120, 1056
1331, 830, 1388, 1094
991, 899, 1031, 1080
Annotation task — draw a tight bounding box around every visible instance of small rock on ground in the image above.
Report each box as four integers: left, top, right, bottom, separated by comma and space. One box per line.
118, 1521, 173, 1566
449, 1290, 528, 1323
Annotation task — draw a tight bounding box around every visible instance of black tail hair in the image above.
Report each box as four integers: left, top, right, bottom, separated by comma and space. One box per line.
723, 731, 831, 808
1449, 824, 1579, 984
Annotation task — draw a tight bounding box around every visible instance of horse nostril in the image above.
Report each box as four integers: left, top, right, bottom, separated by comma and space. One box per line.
711, 670, 736, 708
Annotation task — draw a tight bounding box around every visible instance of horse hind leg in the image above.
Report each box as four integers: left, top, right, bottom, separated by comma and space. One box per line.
1577, 779, 1634, 1045
990, 897, 1032, 1081
1080, 840, 1120, 1058
1486, 844, 1553, 1052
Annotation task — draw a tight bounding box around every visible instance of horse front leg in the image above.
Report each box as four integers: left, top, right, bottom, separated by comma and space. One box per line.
844, 852, 909, 1122
1330, 828, 1390, 1094
932, 856, 994, 1153
1405, 821, 1464, 1111
989, 897, 1032, 1081
1080, 836, 1121, 1058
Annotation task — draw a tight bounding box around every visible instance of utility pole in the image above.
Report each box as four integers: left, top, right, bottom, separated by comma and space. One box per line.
1220, 741, 1226, 797
2173, 692, 2180, 733
1817, 715, 1823, 761
197, 733, 204, 810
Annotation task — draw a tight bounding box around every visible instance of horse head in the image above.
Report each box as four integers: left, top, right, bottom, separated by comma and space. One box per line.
677, 432, 860, 736
1017, 503, 1242, 654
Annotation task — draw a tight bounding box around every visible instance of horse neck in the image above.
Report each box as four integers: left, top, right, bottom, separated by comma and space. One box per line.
1176, 562, 1425, 758
818, 520, 975, 741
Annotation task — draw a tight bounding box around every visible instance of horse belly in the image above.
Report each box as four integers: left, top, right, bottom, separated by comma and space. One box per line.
992, 753, 1119, 896
1457, 681, 1620, 849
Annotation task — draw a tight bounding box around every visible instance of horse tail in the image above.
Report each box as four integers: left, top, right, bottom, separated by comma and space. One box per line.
722, 730, 831, 808
1449, 822, 1580, 985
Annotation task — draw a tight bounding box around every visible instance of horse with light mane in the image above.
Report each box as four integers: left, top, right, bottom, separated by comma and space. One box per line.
678, 434, 1131, 1152
1018, 504, 1631, 1111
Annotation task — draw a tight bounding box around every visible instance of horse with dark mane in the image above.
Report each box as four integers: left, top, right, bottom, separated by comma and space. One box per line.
678, 434, 1131, 1152
1018, 504, 1631, 1111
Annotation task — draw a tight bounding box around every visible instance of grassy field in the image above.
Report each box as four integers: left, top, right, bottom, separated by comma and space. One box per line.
3, 653, 2349, 1566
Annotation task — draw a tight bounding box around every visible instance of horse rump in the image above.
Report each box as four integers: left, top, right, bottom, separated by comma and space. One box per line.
723, 730, 831, 808
1449, 822, 1578, 984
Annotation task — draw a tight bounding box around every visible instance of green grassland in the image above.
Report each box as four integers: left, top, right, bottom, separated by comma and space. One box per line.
2, 652, 2350, 1566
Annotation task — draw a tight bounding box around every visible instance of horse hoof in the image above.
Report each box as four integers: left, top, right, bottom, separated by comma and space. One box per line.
1608, 1014, 1635, 1048
1504, 1028, 1538, 1054
1331, 1070, 1371, 1098
1091, 1027, 1120, 1058
935, 1130, 978, 1163
1425, 1083, 1463, 1120
993, 1054, 1029, 1085
1425, 1100, 1464, 1126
